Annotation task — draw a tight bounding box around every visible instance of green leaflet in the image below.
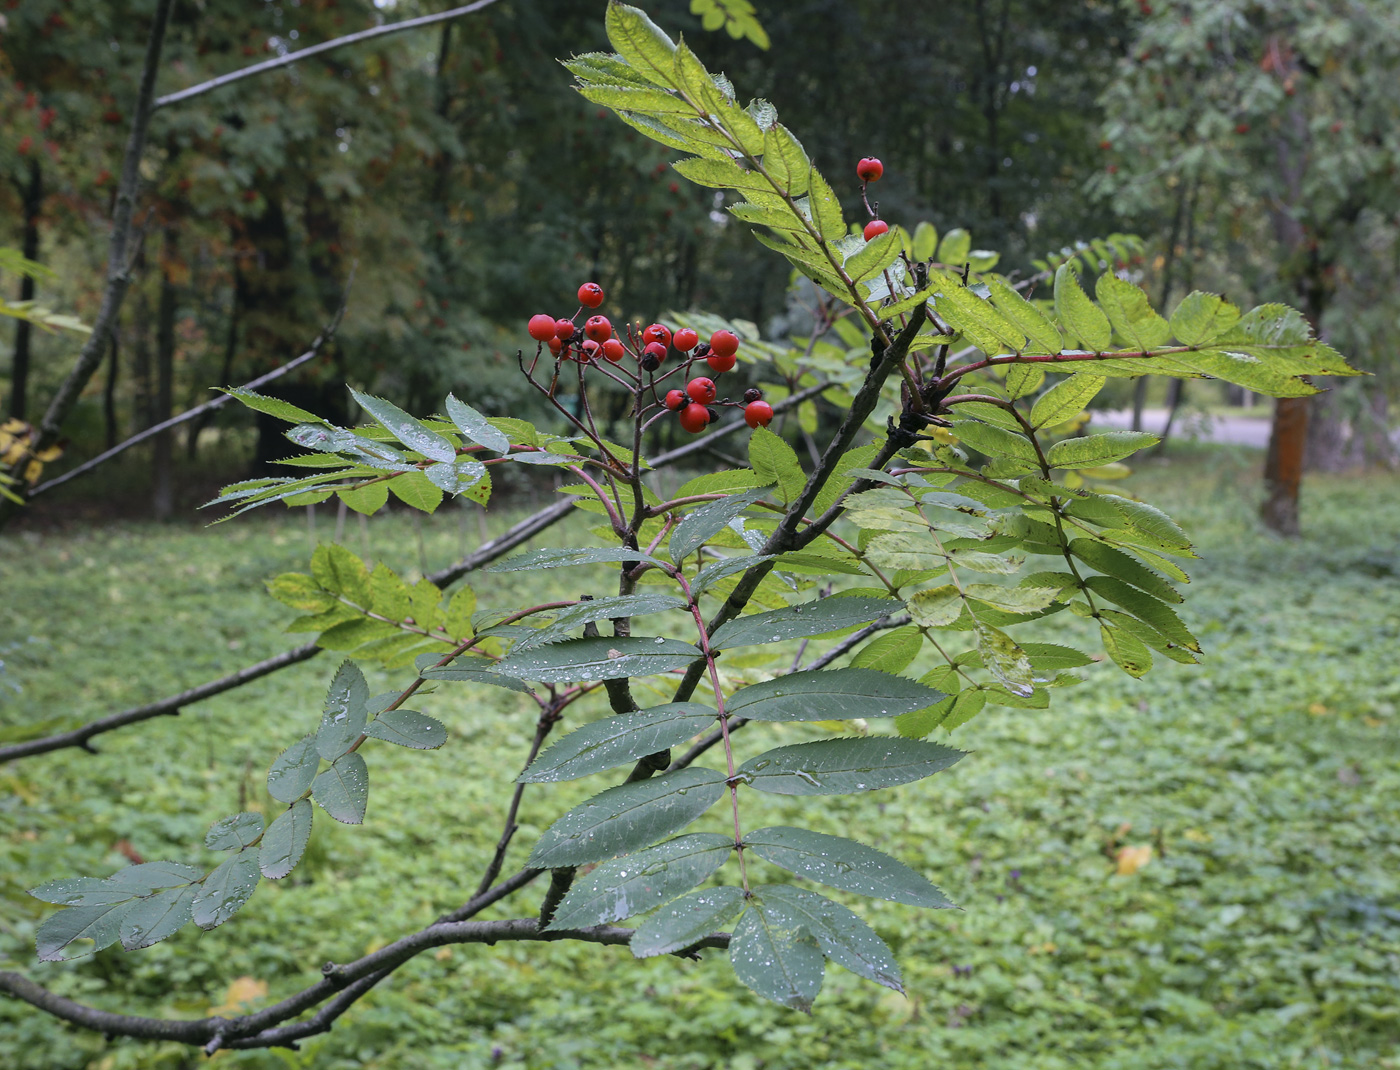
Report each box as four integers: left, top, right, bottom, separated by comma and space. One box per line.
934, 285, 1027, 355
730, 896, 825, 1012
191, 851, 261, 930
1100, 622, 1152, 677
744, 827, 954, 907
485, 546, 664, 572
1030, 374, 1106, 429
311, 543, 372, 606
953, 420, 1039, 463
519, 703, 719, 782
1046, 432, 1157, 469
755, 884, 904, 994
737, 737, 966, 795
528, 767, 727, 867
1053, 263, 1112, 351
708, 595, 904, 649
907, 584, 962, 627
1169, 291, 1241, 346
1069, 539, 1181, 603
119, 885, 197, 951
975, 623, 1034, 696
1082, 575, 1199, 651
312, 752, 369, 824
604, 2, 679, 89
204, 812, 264, 852
937, 228, 971, 264
349, 388, 457, 462
36, 900, 135, 961
546, 834, 733, 930
364, 709, 448, 750
987, 278, 1062, 354
316, 660, 369, 759
692, 553, 774, 594
266, 734, 319, 804
747, 426, 806, 504
850, 627, 923, 675
725, 667, 945, 721
1096, 272, 1170, 350
631, 885, 746, 959
224, 388, 327, 426
670, 486, 774, 562
578, 83, 693, 115
491, 637, 702, 683
259, 799, 313, 880
388, 470, 444, 513
511, 594, 689, 651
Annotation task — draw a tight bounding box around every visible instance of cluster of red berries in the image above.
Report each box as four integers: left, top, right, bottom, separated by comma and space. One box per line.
525, 282, 773, 434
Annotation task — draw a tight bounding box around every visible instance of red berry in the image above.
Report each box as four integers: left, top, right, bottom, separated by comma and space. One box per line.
856, 157, 884, 182
644, 341, 667, 363
707, 352, 737, 373
744, 400, 774, 428
664, 389, 686, 410
673, 327, 699, 351
1235, 123, 1250, 134
584, 315, 612, 342
555, 319, 576, 341
528, 314, 557, 342
864, 219, 889, 241
1099, 139, 1113, 150
548, 337, 563, 355
642, 323, 672, 348
602, 338, 626, 362
686, 377, 717, 405
678, 403, 710, 434
709, 330, 739, 359
578, 282, 605, 308
580, 339, 601, 363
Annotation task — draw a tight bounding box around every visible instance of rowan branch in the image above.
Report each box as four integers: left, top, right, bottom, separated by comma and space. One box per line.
153, 0, 504, 110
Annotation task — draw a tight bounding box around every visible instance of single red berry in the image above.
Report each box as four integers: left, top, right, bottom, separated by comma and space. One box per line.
744, 400, 774, 428
584, 315, 612, 342
642, 323, 672, 348
673, 327, 699, 351
856, 157, 884, 182
743, 387, 763, 403
548, 337, 563, 355
578, 282, 605, 308
1099, 139, 1113, 150
602, 338, 626, 362
555, 319, 576, 341
1235, 122, 1250, 134
707, 352, 737, 373
686, 377, 717, 405
678, 403, 711, 434
709, 330, 739, 359
664, 389, 686, 410
580, 339, 601, 363
864, 219, 889, 241
528, 314, 557, 342
644, 341, 668, 363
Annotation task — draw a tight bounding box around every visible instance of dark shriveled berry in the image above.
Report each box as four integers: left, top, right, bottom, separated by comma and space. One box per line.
743, 387, 763, 403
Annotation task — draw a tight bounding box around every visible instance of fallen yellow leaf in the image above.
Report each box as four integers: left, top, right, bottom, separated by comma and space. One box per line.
1115, 844, 1153, 876
1308, 703, 1329, 716
208, 976, 267, 1016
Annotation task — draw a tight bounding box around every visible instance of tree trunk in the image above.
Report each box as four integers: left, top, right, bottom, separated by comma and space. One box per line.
1261, 396, 1309, 537
152, 228, 178, 521
188, 277, 239, 459
9, 159, 42, 421
103, 329, 119, 451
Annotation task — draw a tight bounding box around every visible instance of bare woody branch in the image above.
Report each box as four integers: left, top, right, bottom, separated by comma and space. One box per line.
153, 0, 504, 110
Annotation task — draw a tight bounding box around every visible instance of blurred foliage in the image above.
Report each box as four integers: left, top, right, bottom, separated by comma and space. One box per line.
2, 449, 1398, 1065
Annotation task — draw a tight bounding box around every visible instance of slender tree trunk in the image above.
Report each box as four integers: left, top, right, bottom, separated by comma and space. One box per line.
152, 228, 178, 520
9, 159, 42, 421
188, 277, 239, 459
103, 329, 120, 451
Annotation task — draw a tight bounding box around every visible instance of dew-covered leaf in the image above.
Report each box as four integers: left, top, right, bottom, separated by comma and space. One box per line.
259, 799, 313, 880
316, 660, 369, 759
737, 737, 966, 795
670, 486, 774, 562
204, 812, 265, 852
312, 752, 369, 824
724, 668, 944, 722
364, 709, 448, 750
528, 767, 726, 867
756, 884, 903, 993
630, 885, 746, 959
484, 546, 664, 572
106, 862, 203, 893
708, 596, 904, 650
493, 637, 702, 683
520, 703, 718, 782
119, 885, 197, 950
446, 393, 510, 453
730, 895, 824, 1012
744, 827, 953, 907
350, 387, 458, 461
191, 851, 261, 930
547, 833, 734, 930
418, 658, 535, 693
29, 877, 133, 908
36, 901, 135, 960
511, 594, 689, 651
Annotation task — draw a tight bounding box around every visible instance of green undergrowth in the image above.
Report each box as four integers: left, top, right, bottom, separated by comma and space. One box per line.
1, 447, 1398, 1069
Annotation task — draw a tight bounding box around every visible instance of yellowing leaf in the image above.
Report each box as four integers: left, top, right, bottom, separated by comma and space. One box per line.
1114, 844, 1152, 876
208, 975, 268, 1015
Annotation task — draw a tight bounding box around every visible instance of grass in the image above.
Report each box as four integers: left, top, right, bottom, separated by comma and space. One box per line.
2, 445, 1398, 1070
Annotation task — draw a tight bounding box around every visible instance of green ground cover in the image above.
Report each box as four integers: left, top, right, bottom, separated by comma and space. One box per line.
2, 445, 1398, 1069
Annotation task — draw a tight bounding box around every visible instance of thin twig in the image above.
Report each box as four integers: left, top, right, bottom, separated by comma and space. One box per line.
152, 0, 504, 109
